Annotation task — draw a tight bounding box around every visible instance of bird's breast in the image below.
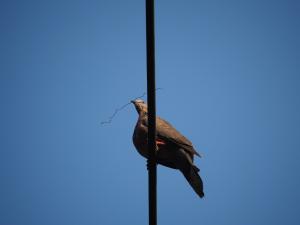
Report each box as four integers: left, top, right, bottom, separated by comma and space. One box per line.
132, 122, 149, 158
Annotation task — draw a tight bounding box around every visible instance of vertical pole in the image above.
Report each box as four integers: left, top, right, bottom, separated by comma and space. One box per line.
145, 1, 157, 225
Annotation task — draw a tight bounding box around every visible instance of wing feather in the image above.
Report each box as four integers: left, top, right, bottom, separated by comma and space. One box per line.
155, 117, 200, 157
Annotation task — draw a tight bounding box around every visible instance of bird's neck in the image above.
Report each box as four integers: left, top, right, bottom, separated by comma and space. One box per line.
138, 111, 148, 117
138, 112, 148, 124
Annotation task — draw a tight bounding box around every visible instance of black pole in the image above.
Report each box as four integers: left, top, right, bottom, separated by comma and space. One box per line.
146, 0, 157, 225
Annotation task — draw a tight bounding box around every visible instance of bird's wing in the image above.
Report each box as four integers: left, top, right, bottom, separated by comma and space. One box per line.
155, 117, 200, 157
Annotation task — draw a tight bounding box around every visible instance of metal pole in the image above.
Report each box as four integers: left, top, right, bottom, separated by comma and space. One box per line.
145, 0, 157, 225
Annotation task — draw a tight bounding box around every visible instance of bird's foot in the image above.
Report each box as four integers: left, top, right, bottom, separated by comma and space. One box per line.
146, 159, 157, 170
146, 160, 150, 170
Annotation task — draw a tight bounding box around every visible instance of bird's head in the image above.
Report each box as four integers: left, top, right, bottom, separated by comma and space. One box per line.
131, 99, 148, 115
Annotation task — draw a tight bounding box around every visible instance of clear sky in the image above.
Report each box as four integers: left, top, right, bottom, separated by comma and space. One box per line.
1, 0, 300, 224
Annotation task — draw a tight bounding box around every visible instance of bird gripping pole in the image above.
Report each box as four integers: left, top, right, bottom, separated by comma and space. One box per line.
146, 0, 157, 225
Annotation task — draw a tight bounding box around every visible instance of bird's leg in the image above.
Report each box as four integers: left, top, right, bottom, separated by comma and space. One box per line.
146, 141, 162, 170
156, 139, 165, 146
147, 147, 158, 171
155, 139, 165, 153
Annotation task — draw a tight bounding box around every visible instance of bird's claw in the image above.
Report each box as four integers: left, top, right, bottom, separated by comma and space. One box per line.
146, 159, 156, 170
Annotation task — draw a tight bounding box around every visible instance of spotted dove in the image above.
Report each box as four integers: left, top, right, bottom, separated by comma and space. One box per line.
131, 99, 204, 198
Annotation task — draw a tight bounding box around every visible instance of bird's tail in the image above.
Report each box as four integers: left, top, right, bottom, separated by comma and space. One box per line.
180, 165, 204, 198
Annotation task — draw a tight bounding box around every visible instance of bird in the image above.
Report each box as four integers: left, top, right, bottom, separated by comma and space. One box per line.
131, 99, 204, 198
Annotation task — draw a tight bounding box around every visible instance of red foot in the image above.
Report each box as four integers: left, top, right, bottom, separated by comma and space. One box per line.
156, 139, 166, 146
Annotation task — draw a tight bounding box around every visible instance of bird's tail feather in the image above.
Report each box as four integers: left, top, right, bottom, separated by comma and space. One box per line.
180, 165, 204, 198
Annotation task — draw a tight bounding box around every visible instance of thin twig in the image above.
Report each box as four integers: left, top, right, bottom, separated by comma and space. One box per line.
100, 88, 162, 125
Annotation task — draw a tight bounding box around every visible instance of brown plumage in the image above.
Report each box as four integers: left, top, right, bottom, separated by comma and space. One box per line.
131, 99, 204, 198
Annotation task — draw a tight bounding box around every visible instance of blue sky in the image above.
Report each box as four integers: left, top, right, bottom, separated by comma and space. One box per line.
1, 0, 300, 224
